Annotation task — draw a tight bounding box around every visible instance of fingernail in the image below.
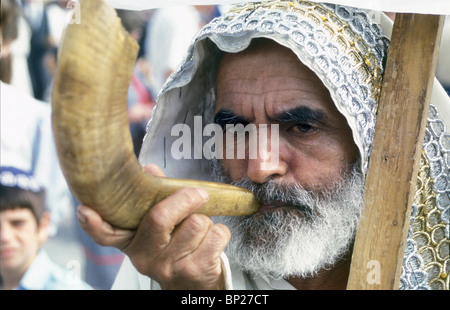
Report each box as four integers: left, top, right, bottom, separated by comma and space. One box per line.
77, 207, 87, 224
197, 188, 209, 200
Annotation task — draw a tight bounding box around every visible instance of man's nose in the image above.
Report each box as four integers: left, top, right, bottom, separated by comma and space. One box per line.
246, 139, 287, 184
0, 222, 12, 243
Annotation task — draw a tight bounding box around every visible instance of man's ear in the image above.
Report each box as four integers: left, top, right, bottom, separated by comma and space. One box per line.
37, 211, 51, 246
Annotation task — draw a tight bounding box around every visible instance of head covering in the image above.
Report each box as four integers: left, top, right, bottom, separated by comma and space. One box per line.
0, 166, 46, 222
139, 0, 389, 176
139, 0, 449, 290
0, 166, 43, 193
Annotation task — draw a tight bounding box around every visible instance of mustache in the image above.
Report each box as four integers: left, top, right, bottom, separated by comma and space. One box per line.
231, 178, 318, 215
210, 157, 364, 217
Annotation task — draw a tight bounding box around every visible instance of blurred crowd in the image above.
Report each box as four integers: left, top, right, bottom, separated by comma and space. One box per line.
1, 0, 226, 290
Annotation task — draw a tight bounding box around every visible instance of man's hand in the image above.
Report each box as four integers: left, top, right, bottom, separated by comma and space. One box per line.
77, 164, 231, 290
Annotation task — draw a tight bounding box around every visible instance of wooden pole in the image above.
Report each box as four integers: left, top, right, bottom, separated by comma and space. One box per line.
347, 13, 444, 290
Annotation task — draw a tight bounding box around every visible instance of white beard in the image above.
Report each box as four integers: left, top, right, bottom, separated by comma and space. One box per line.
211, 159, 365, 280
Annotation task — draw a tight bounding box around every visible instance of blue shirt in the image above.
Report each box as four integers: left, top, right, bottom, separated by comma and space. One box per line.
15, 250, 92, 290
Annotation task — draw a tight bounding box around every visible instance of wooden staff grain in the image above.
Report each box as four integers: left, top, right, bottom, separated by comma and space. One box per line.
347, 13, 444, 290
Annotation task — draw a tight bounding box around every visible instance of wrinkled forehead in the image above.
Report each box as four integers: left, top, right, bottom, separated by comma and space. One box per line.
139, 1, 389, 178
215, 38, 343, 117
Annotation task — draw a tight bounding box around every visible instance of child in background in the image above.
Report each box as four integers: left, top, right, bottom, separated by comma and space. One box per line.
0, 166, 92, 290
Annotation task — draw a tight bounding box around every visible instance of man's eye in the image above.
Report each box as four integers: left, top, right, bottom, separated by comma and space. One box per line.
11, 220, 26, 228
292, 124, 317, 134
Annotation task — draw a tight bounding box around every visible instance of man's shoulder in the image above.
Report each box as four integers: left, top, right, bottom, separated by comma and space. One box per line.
45, 263, 93, 290
21, 250, 92, 290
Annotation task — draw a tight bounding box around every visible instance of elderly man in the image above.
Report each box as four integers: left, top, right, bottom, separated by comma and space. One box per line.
77, 0, 449, 290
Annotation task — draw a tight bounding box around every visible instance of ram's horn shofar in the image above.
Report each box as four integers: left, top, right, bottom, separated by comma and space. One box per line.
51, 0, 260, 229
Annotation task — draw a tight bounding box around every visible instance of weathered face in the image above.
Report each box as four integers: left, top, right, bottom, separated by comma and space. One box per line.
213, 40, 364, 279
215, 39, 358, 196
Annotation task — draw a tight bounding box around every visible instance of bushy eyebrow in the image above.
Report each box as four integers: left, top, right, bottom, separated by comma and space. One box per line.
272, 106, 328, 124
214, 109, 249, 127
214, 106, 328, 127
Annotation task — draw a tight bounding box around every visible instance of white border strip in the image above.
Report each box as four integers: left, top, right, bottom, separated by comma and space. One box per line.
105, 0, 450, 15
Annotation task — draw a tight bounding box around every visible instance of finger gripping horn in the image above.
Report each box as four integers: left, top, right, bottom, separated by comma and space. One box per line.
52, 0, 260, 229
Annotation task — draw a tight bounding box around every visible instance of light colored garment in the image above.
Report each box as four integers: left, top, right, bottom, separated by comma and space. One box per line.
10, 17, 33, 97
145, 6, 201, 93
112, 253, 295, 290
1, 82, 73, 235
13, 250, 92, 290
436, 16, 450, 87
